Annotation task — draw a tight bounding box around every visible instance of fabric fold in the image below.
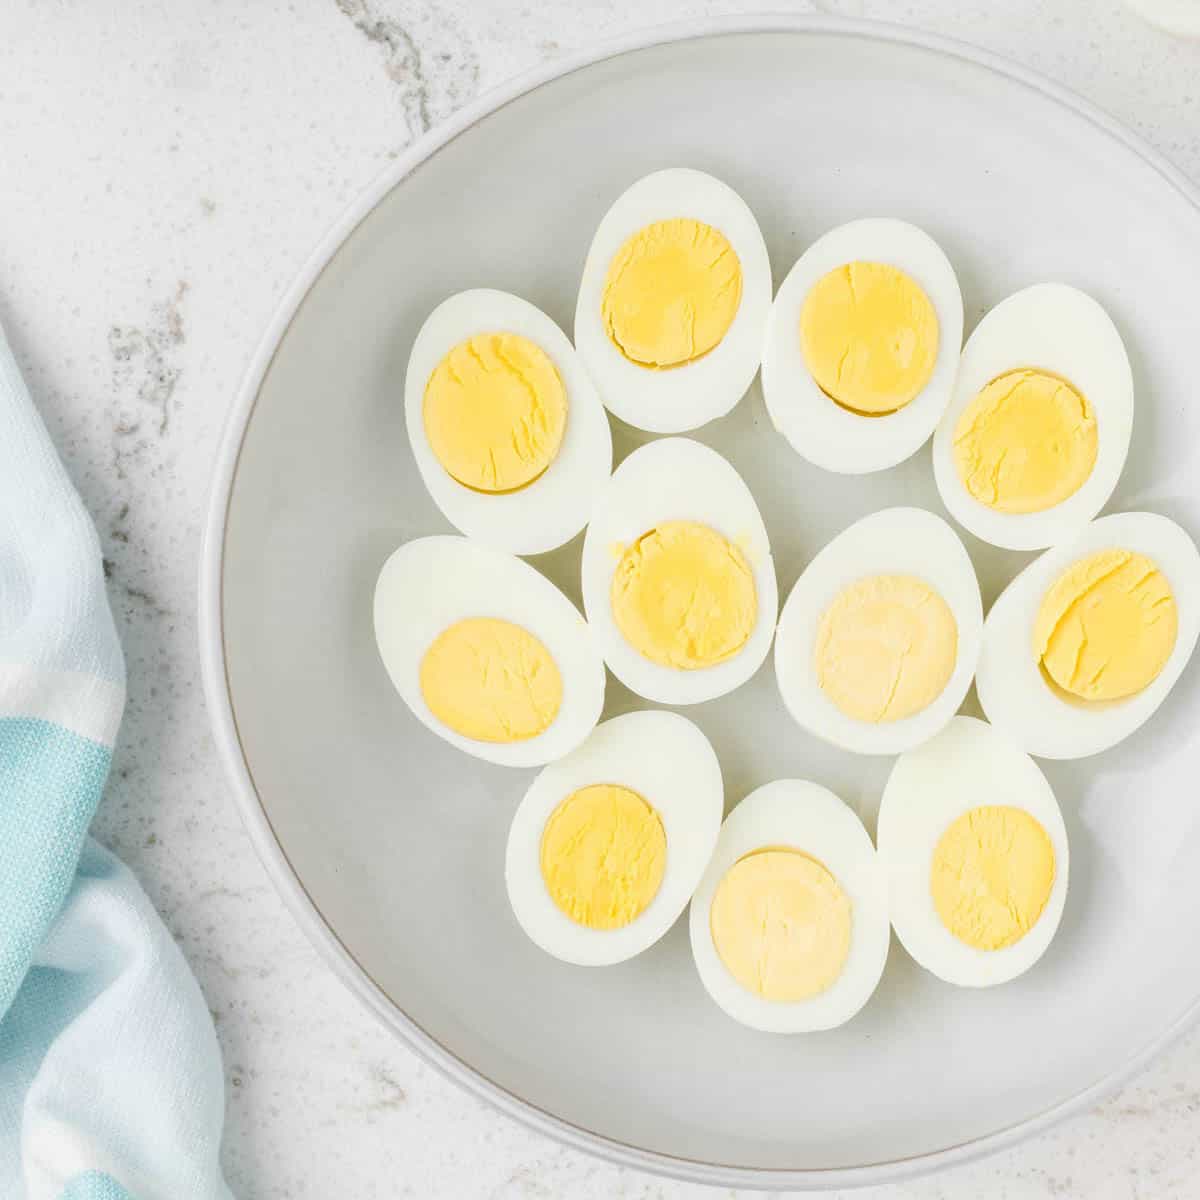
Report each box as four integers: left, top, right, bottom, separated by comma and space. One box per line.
0, 319, 233, 1199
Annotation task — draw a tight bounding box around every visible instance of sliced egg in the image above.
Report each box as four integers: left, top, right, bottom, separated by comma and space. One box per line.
405, 289, 612, 555
761, 219, 964, 474
374, 536, 605, 766
505, 711, 723, 965
774, 508, 982, 754
574, 169, 772, 433
977, 511, 1200, 759
689, 780, 889, 1032
878, 716, 1069, 987
933, 283, 1133, 550
580, 438, 777, 704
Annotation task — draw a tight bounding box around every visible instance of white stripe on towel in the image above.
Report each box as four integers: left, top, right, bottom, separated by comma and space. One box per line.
0, 663, 125, 747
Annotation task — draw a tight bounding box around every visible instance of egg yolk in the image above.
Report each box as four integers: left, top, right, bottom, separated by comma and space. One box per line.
799, 261, 939, 416
419, 617, 562, 742
1034, 548, 1178, 703
539, 784, 667, 930
601, 218, 742, 369
710, 848, 852, 1003
814, 575, 958, 723
423, 332, 567, 492
611, 521, 757, 670
931, 806, 1056, 951
952, 368, 1098, 513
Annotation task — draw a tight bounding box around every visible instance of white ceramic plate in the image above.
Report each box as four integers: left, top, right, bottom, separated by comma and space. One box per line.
200, 17, 1200, 1190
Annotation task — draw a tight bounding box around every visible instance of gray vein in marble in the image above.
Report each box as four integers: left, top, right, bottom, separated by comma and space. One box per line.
118, 581, 173, 619
335, 0, 480, 139
107, 279, 188, 476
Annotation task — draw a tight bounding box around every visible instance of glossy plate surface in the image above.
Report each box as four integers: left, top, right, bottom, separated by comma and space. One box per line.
201, 18, 1200, 1189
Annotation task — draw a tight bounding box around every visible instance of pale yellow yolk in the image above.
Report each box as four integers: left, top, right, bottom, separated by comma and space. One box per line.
953, 368, 1098, 513
423, 332, 567, 492
611, 521, 757, 670
539, 784, 667, 930
419, 617, 562, 742
710, 849, 852, 1003
799, 261, 939, 416
931, 806, 1056, 951
814, 575, 958, 723
1034, 549, 1178, 703
601, 218, 742, 368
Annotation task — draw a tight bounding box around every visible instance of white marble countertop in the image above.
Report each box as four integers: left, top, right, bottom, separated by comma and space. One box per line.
4, 2, 1200, 1196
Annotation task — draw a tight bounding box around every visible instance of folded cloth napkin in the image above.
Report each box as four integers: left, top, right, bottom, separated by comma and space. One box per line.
0, 320, 233, 1200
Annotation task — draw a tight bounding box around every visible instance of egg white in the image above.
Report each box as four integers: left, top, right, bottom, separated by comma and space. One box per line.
761, 219, 964, 475
977, 511, 1200, 760
574, 169, 772, 434
689, 780, 890, 1032
877, 716, 1069, 988
373, 536, 605, 766
405, 290, 613, 556
774, 507, 982, 755
580, 438, 778, 705
932, 283, 1133, 551
505, 711, 723, 966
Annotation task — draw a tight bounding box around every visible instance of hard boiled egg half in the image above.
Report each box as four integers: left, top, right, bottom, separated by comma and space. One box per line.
774, 508, 982, 754
689, 780, 890, 1032
574, 169, 772, 433
505, 711, 723, 965
977, 511, 1200, 759
933, 283, 1133, 550
878, 716, 1069, 987
762, 219, 963, 474
374, 536, 605, 766
581, 438, 778, 704
405, 289, 612, 555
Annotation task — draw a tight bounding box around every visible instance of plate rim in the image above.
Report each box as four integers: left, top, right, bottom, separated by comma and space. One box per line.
197, 14, 1200, 1189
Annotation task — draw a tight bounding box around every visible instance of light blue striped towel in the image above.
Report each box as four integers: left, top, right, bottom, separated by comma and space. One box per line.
0, 320, 233, 1200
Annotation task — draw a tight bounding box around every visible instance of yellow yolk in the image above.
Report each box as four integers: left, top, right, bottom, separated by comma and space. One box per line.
539, 784, 667, 930
799, 261, 939, 415
611, 520, 757, 670
814, 575, 958, 723
931, 806, 1056, 951
601, 218, 742, 368
710, 848, 852, 1003
1034, 549, 1178, 702
952, 368, 1098, 513
419, 617, 562, 742
423, 332, 567, 492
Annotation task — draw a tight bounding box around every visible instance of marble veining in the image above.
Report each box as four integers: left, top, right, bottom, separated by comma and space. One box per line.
2, 1, 1200, 1197
336, 0, 481, 139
